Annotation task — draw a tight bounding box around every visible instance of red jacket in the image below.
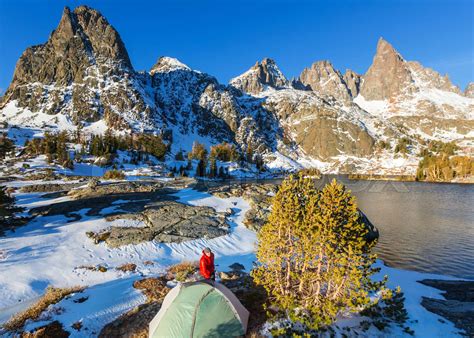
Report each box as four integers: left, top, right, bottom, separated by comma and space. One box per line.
199, 251, 215, 279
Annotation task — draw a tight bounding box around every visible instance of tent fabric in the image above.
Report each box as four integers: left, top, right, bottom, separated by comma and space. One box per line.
149, 281, 249, 338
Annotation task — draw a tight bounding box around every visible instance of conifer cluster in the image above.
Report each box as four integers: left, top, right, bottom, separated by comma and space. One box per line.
252, 175, 379, 330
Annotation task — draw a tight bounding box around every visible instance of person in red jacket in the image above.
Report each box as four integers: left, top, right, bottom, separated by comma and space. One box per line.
200, 247, 215, 281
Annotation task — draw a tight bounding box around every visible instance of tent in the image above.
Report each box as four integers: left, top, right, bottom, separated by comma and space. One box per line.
149, 281, 250, 338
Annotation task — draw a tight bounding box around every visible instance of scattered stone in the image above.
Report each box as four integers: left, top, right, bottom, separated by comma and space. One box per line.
68, 181, 163, 200
71, 321, 82, 331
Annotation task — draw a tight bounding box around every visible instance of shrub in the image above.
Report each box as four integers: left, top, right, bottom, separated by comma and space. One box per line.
252, 175, 379, 330
133, 277, 169, 302
116, 263, 137, 272
297, 167, 321, 178
394, 137, 411, 154
103, 169, 125, 180
167, 261, 198, 282
3, 286, 84, 331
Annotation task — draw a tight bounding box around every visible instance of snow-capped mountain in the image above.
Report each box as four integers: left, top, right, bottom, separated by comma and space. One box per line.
229, 58, 289, 94
1, 6, 472, 174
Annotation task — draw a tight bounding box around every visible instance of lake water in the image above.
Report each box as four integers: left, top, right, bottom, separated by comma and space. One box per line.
316, 176, 474, 280
218, 176, 474, 279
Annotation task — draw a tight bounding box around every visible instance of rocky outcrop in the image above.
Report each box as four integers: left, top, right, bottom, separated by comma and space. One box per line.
343, 69, 361, 98
264, 90, 376, 159
229, 58, 288, 94
420, 279, 474, 336
101, 201, 229, 247
298, 61, 353, 102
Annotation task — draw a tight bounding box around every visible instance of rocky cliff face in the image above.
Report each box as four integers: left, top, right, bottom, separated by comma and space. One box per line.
1, 6, 155, 129
356, 38, 472, 121
298, 61, 354, 103
229, 58, 288, 94
359, 38, 414, 101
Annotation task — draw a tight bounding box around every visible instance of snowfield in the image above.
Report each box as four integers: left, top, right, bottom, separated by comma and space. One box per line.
0, 182, 467, 337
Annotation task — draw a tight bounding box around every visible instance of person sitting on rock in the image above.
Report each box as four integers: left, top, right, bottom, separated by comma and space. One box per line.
200, 247, 215, 282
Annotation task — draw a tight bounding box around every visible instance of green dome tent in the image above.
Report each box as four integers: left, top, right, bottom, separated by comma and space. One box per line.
149, 281, 250, 338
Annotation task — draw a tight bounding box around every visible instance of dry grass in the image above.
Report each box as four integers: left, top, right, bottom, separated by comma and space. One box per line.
133, 277, 169, 302
167, 261, 199, 281
3, 286, 84, 331
116, 263, 137, 272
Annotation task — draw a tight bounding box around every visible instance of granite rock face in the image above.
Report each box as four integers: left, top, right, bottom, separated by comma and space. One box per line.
229, 58, 288, 94
298, 60, 354, 102
359, 38, 414, 101
1, 6, 153, 129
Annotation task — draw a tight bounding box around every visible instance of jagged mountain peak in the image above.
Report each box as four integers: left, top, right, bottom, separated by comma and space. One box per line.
150, 56, 192, 75
229, 57, 288, 94
359, 38, 413, 100
375, 37, 404, 60
465, 82, 474, 98
298, 60, 355, 102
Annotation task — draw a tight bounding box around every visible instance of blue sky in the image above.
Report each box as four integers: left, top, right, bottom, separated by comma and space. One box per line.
0, 0, 472, 94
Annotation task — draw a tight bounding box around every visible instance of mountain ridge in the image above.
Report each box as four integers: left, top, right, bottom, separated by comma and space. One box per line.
1, 6, 472, 175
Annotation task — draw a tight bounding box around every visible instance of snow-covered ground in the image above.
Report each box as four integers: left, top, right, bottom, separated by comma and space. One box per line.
0, 183, 468, 337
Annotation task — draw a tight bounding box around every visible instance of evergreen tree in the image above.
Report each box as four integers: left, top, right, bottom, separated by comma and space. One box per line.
0, 133, 15, 159
246, 145, 254, 163
196, 159, 207, 177
208, 156, 218, 178
188, 141, 208, 161
175, 150, 185, 161
254, 154, 264, 172
218, 166, 225, 178
252, 176, 378, 330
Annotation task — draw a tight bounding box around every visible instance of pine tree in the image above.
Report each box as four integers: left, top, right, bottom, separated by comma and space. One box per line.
252, 176, 379, 330
218, 166, 225, 178
0, 133, 15, 159
246, 145, 254, 163
208, 156, 217, 178
196, 159, 207, 177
